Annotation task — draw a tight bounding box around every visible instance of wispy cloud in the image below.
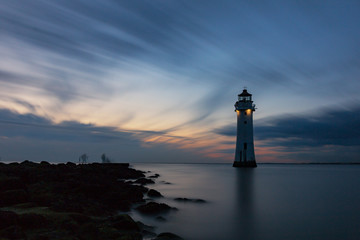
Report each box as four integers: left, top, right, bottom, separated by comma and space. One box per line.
1, 1, 360, 162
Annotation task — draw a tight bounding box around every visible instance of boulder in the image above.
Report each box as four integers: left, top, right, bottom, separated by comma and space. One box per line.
110, 214, 139, 231
136, 202, 175, 215
0, 226, 26, 239
148, 174, 160, 178
153, 232, 184, 240
0, 189, 29, 206
174, 198, 206, 203
0, 210, 19, 230
0, 177, 26, 192
134, 178, 155, 185
18, 213, 48, 229
148, 189, 163, 198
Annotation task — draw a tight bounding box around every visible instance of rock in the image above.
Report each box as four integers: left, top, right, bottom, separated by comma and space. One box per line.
153, 232, 184, 240
77, 223, 99, 240
134, 178, 155, 185
118, 232, 142, 240
155, 216, 166, 222
174, 198, 206, 203
0, 226, 26, 239
40, 161, 50, 165
0, 177, 26, 192
148, 189, 163, 198
18, 213, 48, 229
0, 210, 19, 230
110, 214, 139, 231
136, 202, 175, 215
0, 189, 29, 206
69, 213, 92, 225
66, 162, 76, 167
149, 174, 160, 178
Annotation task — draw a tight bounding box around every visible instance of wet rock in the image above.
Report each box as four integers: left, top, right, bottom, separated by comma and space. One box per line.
149, 174, 160, 178
153, 232, 184, 240
135, 178, 155, 185
136, 202, 175, 215
148, 189, 163, 198
18, 213, 48, 229
110, 214, 140, 231
69, 213, 92, 225
174, 198, 206, 203
160, 181, 172, 185
0, 210, 19, 230
155, 216, 166, 222
0, 226, 26, 239
0, 189, 29, 206
0, 177, 26, 192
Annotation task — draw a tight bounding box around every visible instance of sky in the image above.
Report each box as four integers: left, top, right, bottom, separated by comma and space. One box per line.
0, 0, 359, 163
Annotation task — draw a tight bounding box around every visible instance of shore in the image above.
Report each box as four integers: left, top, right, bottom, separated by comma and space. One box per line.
0, 161, 183, 240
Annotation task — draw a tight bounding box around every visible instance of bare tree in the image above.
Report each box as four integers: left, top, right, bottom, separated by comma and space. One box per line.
79, 153, 88, 164
101, 153, 111, 163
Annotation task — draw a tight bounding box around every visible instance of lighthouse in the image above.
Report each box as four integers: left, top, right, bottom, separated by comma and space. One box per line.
233, 88, 257, 168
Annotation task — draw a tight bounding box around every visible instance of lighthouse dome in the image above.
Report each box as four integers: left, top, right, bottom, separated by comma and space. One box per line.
238, 89, 252, 96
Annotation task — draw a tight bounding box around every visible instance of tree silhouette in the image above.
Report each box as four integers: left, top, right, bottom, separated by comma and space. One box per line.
78, 153, 88, 164
101, 153, 111, 163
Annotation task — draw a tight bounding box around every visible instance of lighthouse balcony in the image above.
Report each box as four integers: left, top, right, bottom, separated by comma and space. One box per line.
234, 102, 256, 111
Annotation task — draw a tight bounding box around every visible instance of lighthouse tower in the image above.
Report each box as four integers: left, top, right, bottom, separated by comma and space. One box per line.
233, 88, 257, 168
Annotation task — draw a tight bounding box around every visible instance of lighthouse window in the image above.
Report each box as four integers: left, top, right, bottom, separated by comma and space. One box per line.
244, 111, 247, 115
244, 143, 247, 149
244, 121, 247, 124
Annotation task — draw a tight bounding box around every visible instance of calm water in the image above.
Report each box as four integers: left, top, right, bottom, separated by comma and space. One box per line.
131, 164, 360, 240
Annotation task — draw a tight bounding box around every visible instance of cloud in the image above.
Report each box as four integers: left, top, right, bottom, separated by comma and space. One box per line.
0, 109, 207, 163
215, 105, 360, 147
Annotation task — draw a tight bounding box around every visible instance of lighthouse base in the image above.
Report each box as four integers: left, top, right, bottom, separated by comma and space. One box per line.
233, 161, 257, 168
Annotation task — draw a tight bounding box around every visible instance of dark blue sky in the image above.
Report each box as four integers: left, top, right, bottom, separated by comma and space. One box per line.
0, 0, 359, 163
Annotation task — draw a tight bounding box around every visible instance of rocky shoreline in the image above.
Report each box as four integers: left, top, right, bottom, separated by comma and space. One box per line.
0, 161, 183, 240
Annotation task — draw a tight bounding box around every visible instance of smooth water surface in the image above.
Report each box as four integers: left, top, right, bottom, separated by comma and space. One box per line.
131, 164, 360, 240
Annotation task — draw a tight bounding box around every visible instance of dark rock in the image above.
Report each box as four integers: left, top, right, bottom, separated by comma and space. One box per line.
154, 232, 184, 240
21, 160, 36, 166
136, 202, 175, 215
0, 177, 26, 192
148, 189, 163, 198
174, 197, 206, 203
118, 232, 142, 240
18, 213, 48, 229
134, 178, 155, 185
149, 174, 160, 178
0, 189, 29, 206
110, 214, 139, 231
0, 210, 19, 230
77, 223, 99, 240
160, 181, 172, 185
66, 162, 76, 167
0, 226, 26, 239
69, 213, 92, 225
40, 161, 50, 165
155, 216, 166, 222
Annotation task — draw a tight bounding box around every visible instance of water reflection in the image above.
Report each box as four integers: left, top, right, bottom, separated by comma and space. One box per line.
234, 169, 256, 240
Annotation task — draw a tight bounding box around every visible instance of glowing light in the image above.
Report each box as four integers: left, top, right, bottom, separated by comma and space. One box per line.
246, 109, 252, 115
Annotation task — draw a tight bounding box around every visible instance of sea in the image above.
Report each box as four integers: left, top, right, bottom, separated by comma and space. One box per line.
130, 163, 360, 240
